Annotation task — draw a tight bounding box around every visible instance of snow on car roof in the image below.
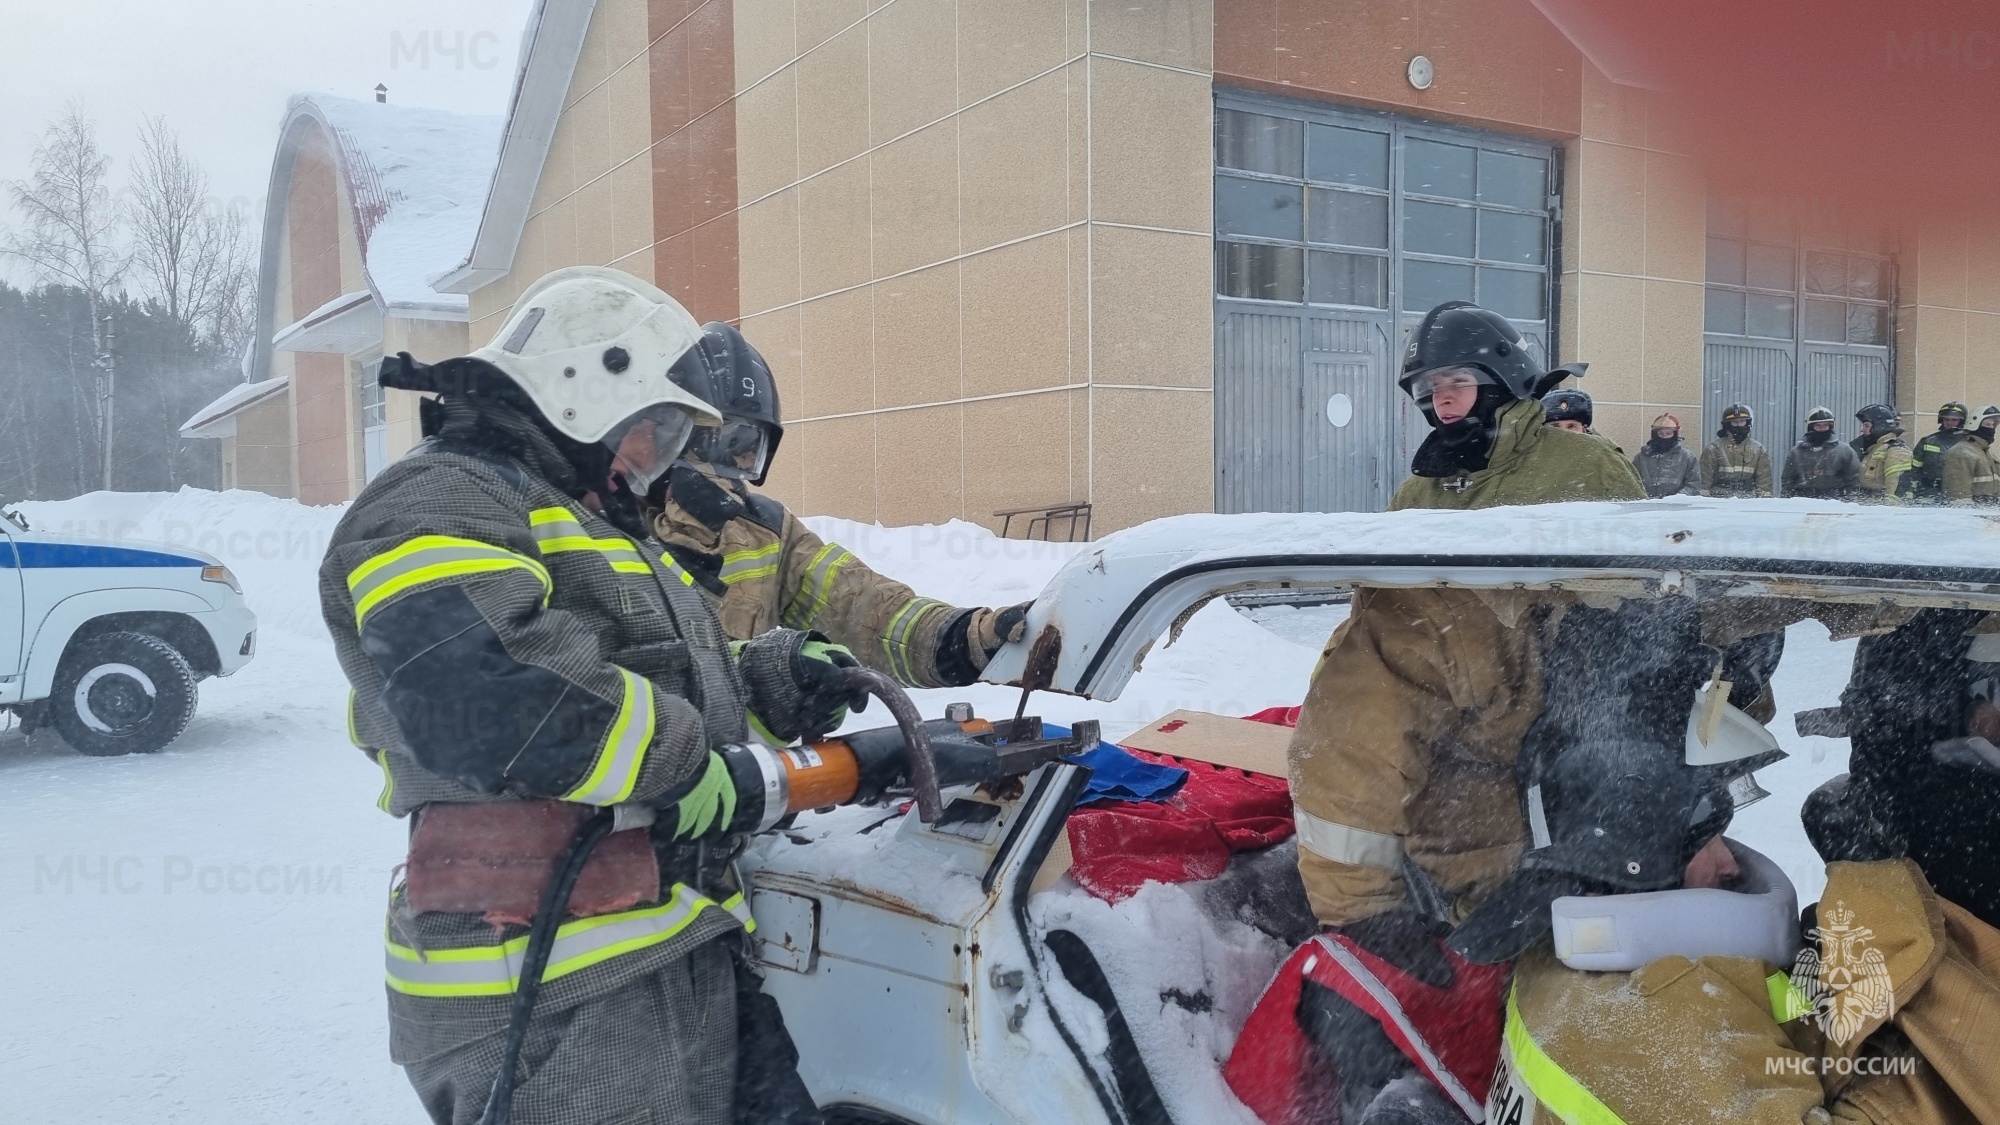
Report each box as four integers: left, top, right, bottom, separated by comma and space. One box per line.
1083, 498, 2000, 574
983, 498, 2000, 700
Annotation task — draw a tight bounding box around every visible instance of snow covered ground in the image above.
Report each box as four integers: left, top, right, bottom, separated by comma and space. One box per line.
0, 489, 1857, 1122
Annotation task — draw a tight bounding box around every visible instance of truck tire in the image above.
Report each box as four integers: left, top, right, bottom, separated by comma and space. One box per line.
50, 631, 199, 756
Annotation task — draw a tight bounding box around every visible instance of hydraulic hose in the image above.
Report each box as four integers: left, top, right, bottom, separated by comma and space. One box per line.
841, 665, 942, 823
477, 808, 617, 1125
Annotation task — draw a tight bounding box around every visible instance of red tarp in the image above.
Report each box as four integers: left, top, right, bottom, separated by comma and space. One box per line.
1065, 709, 1301, 902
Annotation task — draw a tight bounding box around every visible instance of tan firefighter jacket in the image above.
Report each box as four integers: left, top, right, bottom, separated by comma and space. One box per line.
1495, 859, 2000, 1125
1857, 433, 1915, 502
652, 471, 969, 688
1941, 432, 1998, 505
1289, 398, 1647, 926
1699, 432, 1775, 497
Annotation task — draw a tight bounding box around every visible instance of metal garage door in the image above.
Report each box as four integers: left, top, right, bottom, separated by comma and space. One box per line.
1702, 198, 1893, 479
1213, 93, 1558, 513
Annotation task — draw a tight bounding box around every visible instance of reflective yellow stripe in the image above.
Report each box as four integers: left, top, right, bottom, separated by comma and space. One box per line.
882, 597, 946, 683
720, 542, 781, 586
1502, 987, 1628, 1125
782, 544, 856, 629
346, 689, 363, 749
1767, 971, 1810, 1023
561, 669, 655, 806
721, 891, 756, 934
374, 750, 396, 814
384, 883, 742, 997
348, 536, 552, 625
531, 506, 684, 581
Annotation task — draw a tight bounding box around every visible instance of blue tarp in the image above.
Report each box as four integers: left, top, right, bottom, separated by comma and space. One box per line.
1045, 723, 1188, 804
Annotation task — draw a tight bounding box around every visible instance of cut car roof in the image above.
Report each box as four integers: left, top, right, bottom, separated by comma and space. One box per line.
982, 499, 2000, 701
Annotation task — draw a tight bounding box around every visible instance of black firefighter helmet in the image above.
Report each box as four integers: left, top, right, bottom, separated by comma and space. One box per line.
1938, 401, 1970, 428
668, 322, 784, 486
1856, 403, 1900, 432
1446, 599, 1787, 964
1543, 389, 1593, 428
1398, 301, 1584, 408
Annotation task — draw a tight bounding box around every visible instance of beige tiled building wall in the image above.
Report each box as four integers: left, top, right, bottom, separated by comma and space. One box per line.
467, 0, 663, 342
729, 0, 1215, 532
1557, 71, 1707, 451
1895, 209, 2000, 430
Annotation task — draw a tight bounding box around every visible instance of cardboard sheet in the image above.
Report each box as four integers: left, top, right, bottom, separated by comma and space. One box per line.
1119, 710, 1292, 779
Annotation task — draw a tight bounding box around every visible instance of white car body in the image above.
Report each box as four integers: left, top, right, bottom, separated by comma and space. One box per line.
0, 509, 257, 708
741, 499, 2000, 1125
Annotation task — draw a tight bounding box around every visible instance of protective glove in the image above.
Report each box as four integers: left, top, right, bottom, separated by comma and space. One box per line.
963, 603, 1032, 671
735, 628, 868, 744
1331, 908, 1455, 989
662, 751, 740, 840
656, 745, 790, 840
1801, 774, 1904, 863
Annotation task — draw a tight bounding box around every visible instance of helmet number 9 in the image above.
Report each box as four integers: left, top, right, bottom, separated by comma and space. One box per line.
741, 376, 757, 399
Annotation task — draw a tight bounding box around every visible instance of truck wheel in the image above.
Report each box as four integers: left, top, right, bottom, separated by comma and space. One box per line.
50, 631, 199, 756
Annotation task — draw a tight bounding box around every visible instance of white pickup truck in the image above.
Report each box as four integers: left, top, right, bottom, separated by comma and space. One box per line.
0, 505, 257, 755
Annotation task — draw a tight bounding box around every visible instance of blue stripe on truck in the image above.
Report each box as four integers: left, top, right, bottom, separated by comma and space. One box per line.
6, 542, 204, 568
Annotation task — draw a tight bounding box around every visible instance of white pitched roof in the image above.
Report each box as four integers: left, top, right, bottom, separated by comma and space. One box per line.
286, 94, 506, 315
180, 376, 290, 438
433, 0, 601, 295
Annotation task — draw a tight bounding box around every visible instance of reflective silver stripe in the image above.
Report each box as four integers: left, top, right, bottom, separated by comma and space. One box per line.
385, 883, 734, 997
562, 670, 655, 805
1294, 807, 1404, 869
1315, 935, 1486, 1120
348, 537, 550, 623
531, 508, 652, 574
732, 742, 791, 833
719, 543, 782, 584
882, 597, 946, 682
783, 544, 856, 629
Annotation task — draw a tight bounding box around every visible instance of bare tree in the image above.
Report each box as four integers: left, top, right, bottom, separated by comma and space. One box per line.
4, 104, 125, 306
3, 104, 126, 489
128, 116, 256, 346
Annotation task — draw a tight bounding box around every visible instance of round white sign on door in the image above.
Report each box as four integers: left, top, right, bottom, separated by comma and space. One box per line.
1326, 393, 1354, 427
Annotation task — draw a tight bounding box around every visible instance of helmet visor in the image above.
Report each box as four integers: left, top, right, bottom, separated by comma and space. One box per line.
606, 403, 697, 496
686, 420, 771, 481
1404, 364, 1494, 401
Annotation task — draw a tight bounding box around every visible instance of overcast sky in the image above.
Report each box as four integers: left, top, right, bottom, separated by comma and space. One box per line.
0, 0, 533, 282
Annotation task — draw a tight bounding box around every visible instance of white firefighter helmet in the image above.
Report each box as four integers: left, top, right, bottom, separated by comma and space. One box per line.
467, 267, 724, 491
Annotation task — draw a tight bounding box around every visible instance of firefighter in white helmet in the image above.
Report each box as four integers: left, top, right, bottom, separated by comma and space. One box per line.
321, 267, 842, 1124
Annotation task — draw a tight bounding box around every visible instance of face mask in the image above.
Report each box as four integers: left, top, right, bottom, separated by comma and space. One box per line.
1805, 427, 1834, 446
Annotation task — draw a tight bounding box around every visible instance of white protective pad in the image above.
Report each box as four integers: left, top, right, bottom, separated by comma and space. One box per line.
1550, 840, 1800, 972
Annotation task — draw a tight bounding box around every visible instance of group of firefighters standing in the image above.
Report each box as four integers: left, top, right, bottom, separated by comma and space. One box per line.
1543, 390, 2000, 505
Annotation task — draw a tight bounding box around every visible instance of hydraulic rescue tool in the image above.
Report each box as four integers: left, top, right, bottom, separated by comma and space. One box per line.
478, 667, 1098, 1124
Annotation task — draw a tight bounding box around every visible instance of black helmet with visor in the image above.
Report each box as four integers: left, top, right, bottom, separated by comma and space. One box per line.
669, 322, 785, 486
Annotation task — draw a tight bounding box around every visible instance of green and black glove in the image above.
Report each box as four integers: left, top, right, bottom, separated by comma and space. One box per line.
656, 744, 791, 840
736, 628, 869, 744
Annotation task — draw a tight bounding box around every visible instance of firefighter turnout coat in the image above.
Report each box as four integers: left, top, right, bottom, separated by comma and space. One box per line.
652, 471, 970, 688
1782, 440, 1863, 500
1289, 399, 1646, 926
321, 400, 754, 1058
1491, 860, 2000, 1125
1941, 431, 1998, 505
1858, 433, 1916, 502
1699, 433, 1775, 497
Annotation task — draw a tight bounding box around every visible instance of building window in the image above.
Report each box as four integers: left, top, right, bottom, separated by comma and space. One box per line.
1214, 106, 1552, 321
1703, 200, 1891, 346
356, 360, 388, 482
